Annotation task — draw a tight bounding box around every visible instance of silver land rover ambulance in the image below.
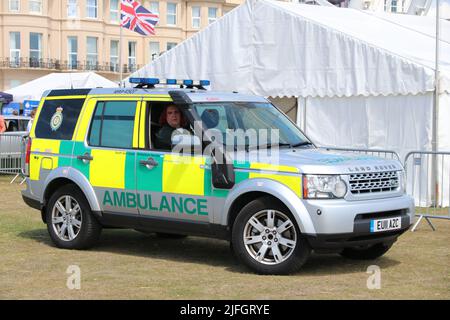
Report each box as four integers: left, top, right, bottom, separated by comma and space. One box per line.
22, 78, 414, 275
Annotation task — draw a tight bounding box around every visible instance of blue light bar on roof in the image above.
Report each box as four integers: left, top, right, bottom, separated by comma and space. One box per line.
129, 78, 160, 85
129, 78, 211, 88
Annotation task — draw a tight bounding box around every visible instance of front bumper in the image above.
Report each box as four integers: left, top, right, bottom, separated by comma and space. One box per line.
305, 227, 409, 251
301, 194, 414, 250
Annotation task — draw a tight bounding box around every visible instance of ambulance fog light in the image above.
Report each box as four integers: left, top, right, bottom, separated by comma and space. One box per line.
333, 180, 347, 198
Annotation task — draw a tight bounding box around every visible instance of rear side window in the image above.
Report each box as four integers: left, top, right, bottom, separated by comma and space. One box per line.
88, 101, 137, 149
34, 98, 85, 140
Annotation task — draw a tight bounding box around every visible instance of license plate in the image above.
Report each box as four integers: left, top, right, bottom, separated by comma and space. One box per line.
370, 217, 402, 233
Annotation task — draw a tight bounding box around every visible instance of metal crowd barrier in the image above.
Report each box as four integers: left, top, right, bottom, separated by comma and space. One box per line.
0, 133, 28, 184
0, 133, 25, 174
10, 135, 28, 185
320, 146, 401, 161
404, 151, 450, 232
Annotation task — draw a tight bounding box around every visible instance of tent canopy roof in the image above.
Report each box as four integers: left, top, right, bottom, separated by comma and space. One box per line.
0, 92, 13, 103
129, 0, 450, 98
6, 72, 118, 103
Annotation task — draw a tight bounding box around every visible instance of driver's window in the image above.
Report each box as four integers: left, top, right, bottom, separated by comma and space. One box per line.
148, 102, 192, 152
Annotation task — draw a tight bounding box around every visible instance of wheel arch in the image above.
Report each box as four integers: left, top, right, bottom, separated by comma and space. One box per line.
41, 167, 101, 222
222, 178, 316, 235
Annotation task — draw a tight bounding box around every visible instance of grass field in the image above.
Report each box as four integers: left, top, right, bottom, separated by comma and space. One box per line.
0, 175, 449, 300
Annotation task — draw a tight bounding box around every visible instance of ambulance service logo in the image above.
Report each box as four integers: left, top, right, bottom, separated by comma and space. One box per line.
50, 107, 64, 131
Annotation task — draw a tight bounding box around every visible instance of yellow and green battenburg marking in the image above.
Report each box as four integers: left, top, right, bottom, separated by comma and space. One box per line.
29, 95, 302, 198
30, 140, 302, 198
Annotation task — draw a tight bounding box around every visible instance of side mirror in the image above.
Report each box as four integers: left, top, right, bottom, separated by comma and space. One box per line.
211, 149, 235, 189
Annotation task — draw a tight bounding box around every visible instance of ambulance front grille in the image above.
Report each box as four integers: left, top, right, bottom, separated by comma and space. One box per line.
349, 171, 399, 194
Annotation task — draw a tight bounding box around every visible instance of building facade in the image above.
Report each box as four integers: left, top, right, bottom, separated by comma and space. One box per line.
0, 0, 243, 91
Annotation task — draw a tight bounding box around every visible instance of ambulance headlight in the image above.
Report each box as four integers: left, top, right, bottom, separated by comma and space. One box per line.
303, 175, 347, 199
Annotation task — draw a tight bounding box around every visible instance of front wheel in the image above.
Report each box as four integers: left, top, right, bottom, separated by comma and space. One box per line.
340, 243, 393, 260
46, 184, 102, 250
231, 197, 311, 275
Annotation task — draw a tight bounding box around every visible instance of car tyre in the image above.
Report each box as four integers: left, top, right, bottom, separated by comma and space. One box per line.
231, 196, 311, 275
46, 184, 102, 250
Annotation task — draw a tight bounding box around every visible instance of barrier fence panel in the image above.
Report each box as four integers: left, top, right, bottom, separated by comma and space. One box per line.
9, 135, 28, 184
320, 146, 401, 161
0, 133, 27, 175
404, 151, 450, 231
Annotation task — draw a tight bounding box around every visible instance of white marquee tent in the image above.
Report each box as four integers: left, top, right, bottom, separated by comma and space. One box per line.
7, 72, 118, 103
128, 0, 450, 205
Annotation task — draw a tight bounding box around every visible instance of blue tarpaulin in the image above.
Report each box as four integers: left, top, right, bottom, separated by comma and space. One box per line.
2, 102, 21, 115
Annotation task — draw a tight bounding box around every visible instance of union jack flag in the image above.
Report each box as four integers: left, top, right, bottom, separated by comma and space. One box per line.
121, 0, 159, 36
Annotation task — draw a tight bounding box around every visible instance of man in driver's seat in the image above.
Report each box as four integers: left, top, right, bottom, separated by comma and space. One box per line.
155, 104, 189, 150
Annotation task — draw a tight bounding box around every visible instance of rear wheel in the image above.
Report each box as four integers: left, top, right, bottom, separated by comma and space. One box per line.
340, 243, 393, 260
231, 197, 311, 275
46, 184, 102, 250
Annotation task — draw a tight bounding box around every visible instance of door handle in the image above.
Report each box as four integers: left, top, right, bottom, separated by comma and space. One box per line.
140, 157, 158, 169
77, 153, 93, 164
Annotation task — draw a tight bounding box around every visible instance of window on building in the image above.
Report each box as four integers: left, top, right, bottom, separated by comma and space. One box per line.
29, 0, 42, 14
30, 33, 42, 67
167, 42, 177, 51
68, 37, 78, 69
192, 6, 201, 29
128, 42, 137, 72
88, 101, 137, 149
110, 40, 119, 72
68, 0, 78, 18
87, 0, 98, 18
110, 0, 120, 22
149, 42, 160, 61
391, 0, 398, 12
167, 3, 177, 26
9, 32, 21, 67
9, 0, 20, 12
149, 1, 159, 14
86, 37, 98, 70
208, 7, 217, 24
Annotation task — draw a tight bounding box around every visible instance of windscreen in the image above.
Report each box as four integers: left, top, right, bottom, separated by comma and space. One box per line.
193, 102, 312, 150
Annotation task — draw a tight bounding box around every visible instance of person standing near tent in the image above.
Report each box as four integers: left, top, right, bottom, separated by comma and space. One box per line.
0, 115, 6, 133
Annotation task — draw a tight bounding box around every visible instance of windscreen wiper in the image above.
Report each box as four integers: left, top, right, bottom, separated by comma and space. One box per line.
291, 141, 314, 148
249, 143, 293, 150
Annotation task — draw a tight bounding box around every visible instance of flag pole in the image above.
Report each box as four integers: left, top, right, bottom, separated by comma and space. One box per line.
119, 23, 123, 87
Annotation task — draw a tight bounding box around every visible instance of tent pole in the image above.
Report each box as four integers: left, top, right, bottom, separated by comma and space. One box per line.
303, 98, 308, 133
431, 0, 440, 205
